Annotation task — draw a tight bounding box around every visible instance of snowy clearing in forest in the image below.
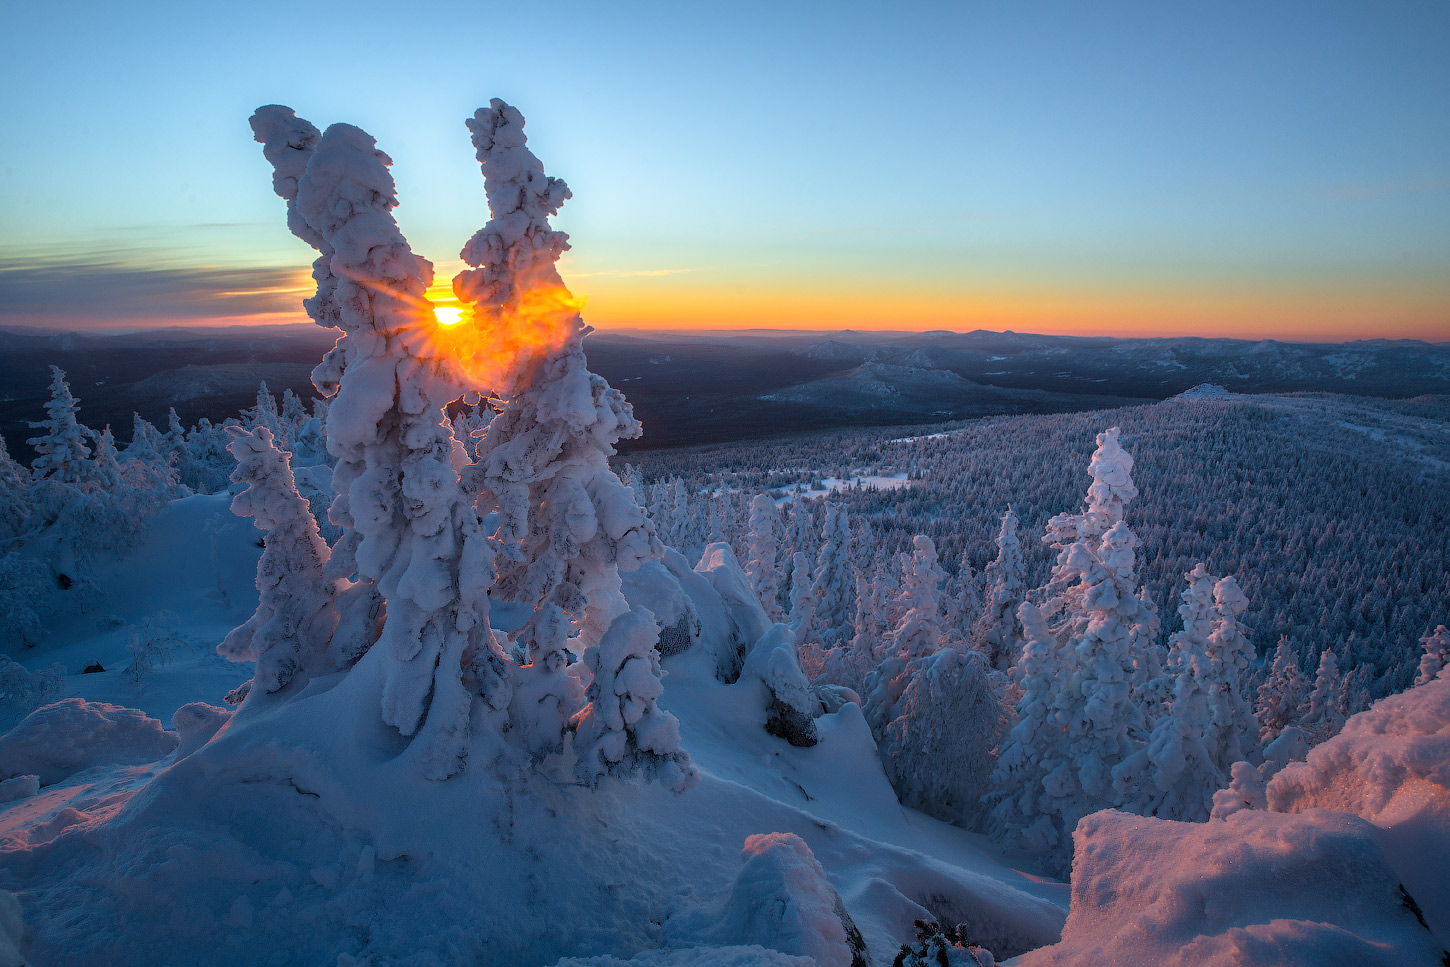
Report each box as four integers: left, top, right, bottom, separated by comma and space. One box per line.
774, 474, 913, 504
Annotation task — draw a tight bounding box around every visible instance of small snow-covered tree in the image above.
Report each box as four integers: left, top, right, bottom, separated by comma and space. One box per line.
1302, 649, 1346, 743
1204, 575, 1257, 769
572, 609, 698, 792
27, 366, 92, 486
744, 494, 785, 621
1415, 625, 1449, 686
809, 503, 854, 647
509, 603, 584, 763
1256, 635, 1309, 741
863, 535, 948, 734
1113, 565, 1250, 823
972, 506, 1025, 671
986, 601, 1070, 858
218, 426, 342, 699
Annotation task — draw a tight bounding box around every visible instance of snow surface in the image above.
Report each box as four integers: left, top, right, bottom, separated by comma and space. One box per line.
0, 511, 1066, 965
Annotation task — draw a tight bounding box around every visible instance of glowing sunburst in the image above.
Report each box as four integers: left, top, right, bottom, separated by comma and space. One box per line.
434, 305, 464, 327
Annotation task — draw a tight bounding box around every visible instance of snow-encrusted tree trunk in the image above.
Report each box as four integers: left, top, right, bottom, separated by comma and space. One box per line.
219, 426, 343, 701
972, 505, 1026, 671
745, 494, 784, 621
254, 108, 510, 780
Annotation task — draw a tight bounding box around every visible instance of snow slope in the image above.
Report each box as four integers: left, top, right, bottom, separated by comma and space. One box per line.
0, 512, 1065, 966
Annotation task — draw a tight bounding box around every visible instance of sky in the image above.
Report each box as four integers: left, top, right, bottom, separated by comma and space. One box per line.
2, 0, 1448, 341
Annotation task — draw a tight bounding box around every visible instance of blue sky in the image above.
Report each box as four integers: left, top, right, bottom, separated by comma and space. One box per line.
2, 0, 1448, 338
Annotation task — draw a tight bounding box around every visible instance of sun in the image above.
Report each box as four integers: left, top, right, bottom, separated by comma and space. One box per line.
433, 305, 464, 327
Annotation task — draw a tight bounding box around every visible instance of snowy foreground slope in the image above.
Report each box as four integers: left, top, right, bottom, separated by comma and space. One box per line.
0, 499, 1065, 966
3, 491, 1449, 965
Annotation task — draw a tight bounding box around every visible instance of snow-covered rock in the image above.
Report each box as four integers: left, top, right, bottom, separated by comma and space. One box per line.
1018, 808, 1445, 966
1268, 674, 1450, 943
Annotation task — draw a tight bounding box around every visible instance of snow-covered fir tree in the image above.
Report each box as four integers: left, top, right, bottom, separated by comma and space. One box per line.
256, 107, 511, 779
218, 426, 342, 700
27, 367, 93, 486
1302, 648, 1346, 743
744, 493, 785, 621
449, 99, 686, 788
972, 505, 1025, 671
809, 503, 855, 647
1255, 635, 1309, 741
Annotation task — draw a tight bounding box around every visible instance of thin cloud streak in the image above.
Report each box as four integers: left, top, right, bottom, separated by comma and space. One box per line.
0, 254, 311, 325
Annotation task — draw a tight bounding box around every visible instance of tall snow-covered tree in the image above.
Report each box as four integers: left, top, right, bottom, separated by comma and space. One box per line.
250, 104, 381, 656
989, 427, 1155, 869
863, 535, 948, 734
1203, 575, 1257, 769
972, 506, 1026, 671
449, 100, 686, 788
27, 367, 92, 486
1112, 565, 1253, 822
218, 426, 342, 699
255, 107, 510, 779
745, 493, 785, 621
1416, 625, 1449, 686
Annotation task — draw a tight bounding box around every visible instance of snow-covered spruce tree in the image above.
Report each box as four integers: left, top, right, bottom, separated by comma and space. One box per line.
217, 426, 342, 701
972, 506, 1026, 671
985, 601, 1070, 857
448, 100, 687, 789
863, 535, 947, 734
988, 428, 1156, 866
1113, 565, 1233, 822
1203, 575, 1258, 769
0, 436, 31, 541
809, 503, 854, 647
1416, 625, 1449, 686
745, 493, 785, 621
27, 366, 93, 486
255, 109, 511, 779
1302, 648, 1346, 743
250, 104, 382, 658
1256, 635, 1309, 741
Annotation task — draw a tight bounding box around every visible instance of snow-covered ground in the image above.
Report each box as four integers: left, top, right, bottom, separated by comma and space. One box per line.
0, 502, 1066, 965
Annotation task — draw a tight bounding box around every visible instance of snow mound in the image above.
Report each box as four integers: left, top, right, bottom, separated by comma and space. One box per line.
1268, 674, 1450, 943
667, 832, 866, 967
0, 699, 177, 786
172, 702, 232, 759
1017, 808, 1445, 966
